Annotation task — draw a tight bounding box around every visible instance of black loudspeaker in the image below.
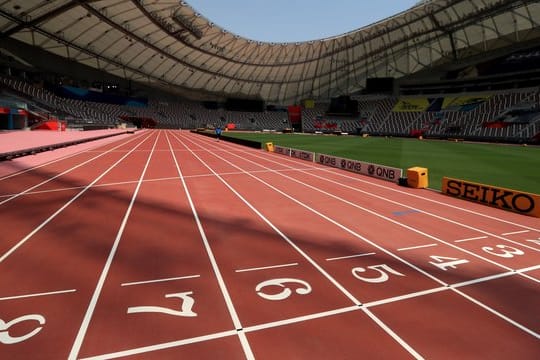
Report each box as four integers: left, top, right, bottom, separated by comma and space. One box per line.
398, 177, 408, 187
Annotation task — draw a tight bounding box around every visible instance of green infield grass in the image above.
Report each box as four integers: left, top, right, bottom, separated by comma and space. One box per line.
223, 132, 540, 194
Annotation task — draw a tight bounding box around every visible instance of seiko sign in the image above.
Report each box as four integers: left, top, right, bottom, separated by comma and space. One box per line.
442, 177, 539, 217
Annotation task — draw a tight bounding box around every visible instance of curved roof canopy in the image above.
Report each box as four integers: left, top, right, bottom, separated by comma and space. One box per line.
0, 0, 539, 103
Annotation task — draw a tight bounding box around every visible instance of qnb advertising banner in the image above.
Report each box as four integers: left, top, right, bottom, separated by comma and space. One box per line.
272, 145, 401, 182
315, 154, 402, 182
442, 177, 540, 218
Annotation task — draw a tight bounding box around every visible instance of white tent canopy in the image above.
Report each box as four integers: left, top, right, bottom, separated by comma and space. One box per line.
0, 0, 539, 103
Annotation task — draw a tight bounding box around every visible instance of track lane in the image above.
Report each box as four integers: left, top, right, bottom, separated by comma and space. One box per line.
0, 132, 155, 360
181, 131, 540, 358
0, 133, 154, 257
189, 135, 538, 274
370, 289, 539, 359
168, 131, 422, 359
200, 136, 540, 272
74, 131, 250, 359
224, 140, 540, 233
2, 130, 538, 359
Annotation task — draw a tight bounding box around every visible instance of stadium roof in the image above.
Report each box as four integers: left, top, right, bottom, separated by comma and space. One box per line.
0, 0, 539, 103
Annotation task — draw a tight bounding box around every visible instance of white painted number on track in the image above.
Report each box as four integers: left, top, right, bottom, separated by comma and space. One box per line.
429, 255, 469, 271
255, 278, 312, 301
0, 314, 46, 344
352, 264, 405, 283
127, 292, 197, 317
482, 244, 525, 258
526, 238, 540, 246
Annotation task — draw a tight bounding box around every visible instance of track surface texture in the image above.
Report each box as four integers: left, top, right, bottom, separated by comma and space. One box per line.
0, 130, 538, 359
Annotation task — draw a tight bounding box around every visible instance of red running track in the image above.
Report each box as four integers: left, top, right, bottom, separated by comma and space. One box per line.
0, 129, 538, 359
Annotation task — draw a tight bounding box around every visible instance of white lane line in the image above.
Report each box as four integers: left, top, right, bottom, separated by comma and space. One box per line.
176, 132, 424, 360
232, 143, 540, 235
167, 131, 255, 359
454, 236, 488, 243
397, 244, 437, 251
326, 252, 376, 261
235, 263, 298, 273
244, 305, 360, 333
0, 168, 322, 200
0, 132, 147, 206
365, 287, 448, 308
514, 264, 540, 274
0, 133, 154, 264
0, 176, 184, 199
228, 146, 540, 262
82, 261, 540, 359
79, 329, 238, 360
365, 265, 540, 308
0, 289, 76, 301
319, 167, 540, 232
121, 275, 201, 287
82, 262, 540, 359
172, 133, 364, 306
189, 133, 540, 338
68, 132, 160, 360
452, 287, 540, 339
501, 230, 530, 236
451, 271, 515, 288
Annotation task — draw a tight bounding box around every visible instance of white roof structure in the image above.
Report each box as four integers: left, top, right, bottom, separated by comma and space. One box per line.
0, 0, 539, 103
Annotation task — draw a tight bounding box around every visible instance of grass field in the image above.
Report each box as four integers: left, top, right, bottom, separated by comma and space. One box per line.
224, 132, 540, 194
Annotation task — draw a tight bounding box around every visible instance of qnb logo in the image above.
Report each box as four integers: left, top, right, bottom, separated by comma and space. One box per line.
291, 150, 312, 161
318, 155, 336, 166
340, 159, 361, 172
374, 167, 397, 180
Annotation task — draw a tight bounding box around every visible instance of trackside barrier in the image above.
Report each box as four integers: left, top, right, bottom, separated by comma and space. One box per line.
269, 145, 402, 183
0, 130, 135, 162
315, 153, 402, 182
442, 177, 540, 218
273, 145, 290, 156
290, 148, 315, 162
273, 145, 315, 162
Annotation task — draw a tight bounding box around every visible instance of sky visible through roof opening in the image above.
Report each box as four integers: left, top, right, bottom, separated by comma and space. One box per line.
187, 0, 421, 43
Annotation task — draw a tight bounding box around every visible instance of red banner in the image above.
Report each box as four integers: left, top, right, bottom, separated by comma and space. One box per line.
287, 105, 302, 124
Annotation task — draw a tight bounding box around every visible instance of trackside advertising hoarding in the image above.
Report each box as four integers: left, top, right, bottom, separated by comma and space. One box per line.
290, 148, 315, 162
315, 153, 402, 182
270, 145, 402, 183
273, 146, 315, 161
273, 145, 289, 156
442, 177, 540, 218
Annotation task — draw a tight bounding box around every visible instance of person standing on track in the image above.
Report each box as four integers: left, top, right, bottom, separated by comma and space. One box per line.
215, 126, 222, 141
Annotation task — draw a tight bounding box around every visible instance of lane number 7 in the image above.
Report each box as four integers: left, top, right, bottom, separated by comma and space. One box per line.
127, 292, 197, 317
